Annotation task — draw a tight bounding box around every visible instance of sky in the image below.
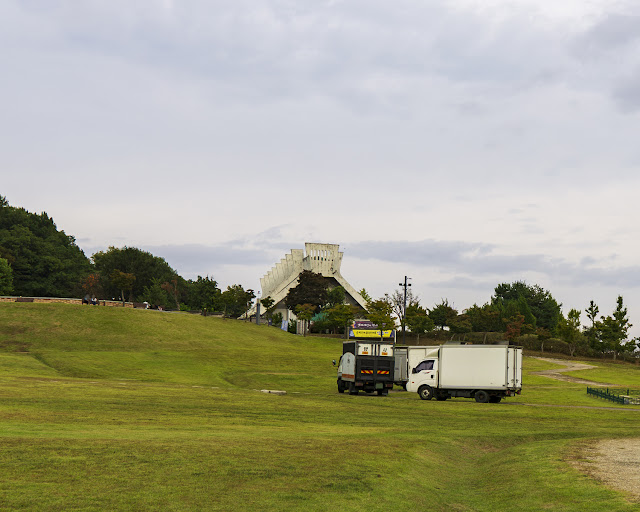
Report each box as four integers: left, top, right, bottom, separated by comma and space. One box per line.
3, 0, 640, 335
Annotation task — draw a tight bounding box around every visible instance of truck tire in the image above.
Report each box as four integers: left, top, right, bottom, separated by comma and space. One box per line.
349, 383, 359, 395
489, 395, 502, 403
337, 379, 345, 393
377, 389, 388, 396
475, 390, 489, 403
418, 385, 434, 401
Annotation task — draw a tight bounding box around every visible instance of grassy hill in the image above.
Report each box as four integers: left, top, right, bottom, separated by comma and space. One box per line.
1, 303, 640, 511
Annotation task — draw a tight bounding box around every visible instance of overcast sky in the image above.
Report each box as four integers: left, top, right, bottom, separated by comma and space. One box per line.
3, 0, 640, 335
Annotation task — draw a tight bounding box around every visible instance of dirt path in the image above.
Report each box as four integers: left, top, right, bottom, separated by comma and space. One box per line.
532, 358, 640, 501
530, 357, 616, 387
571, 439, 640, 502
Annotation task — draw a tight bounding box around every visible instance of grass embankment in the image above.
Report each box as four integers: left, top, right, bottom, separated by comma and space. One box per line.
1, 303, 640, 511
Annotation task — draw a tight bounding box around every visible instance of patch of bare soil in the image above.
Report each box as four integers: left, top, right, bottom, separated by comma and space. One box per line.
530, 357, 616, 387
570, 439, 640, 502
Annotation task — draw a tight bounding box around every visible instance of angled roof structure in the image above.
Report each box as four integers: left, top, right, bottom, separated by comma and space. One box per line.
249, 243, 367, 318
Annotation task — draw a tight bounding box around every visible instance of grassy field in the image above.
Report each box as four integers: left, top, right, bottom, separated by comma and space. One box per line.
1, 303, 640, 511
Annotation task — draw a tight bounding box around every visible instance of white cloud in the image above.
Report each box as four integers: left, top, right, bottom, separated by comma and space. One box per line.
3, 0, 640, 334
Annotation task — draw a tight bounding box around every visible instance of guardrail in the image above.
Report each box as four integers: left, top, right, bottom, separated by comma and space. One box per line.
587, 387, 640, 405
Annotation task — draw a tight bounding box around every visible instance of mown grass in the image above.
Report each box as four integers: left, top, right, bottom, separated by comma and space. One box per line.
1, 303, 640, 511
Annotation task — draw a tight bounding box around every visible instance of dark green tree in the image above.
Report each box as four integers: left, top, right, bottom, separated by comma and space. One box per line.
0, 257, 13, 294
220, 285, 255, 319
597, 296, 633, 360
186, 276, 222, 312
110, 270, 136, 305
501, 296, 536, 334
429, 299, 458, 330
584, 300, 600, 350
492, 281, 561, 333
466, 303, 503, 340
326, 286, 346, 308
141, 279, 171, 309
284, 270, 328, 312
0, 198, 91, 297
405, 303, 434, 335
92, 246, 177, 301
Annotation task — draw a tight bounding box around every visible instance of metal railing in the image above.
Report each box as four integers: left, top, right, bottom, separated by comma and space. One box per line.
587, 387, 640, 405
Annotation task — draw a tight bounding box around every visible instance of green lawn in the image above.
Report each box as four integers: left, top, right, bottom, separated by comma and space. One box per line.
1, 303, 639, 511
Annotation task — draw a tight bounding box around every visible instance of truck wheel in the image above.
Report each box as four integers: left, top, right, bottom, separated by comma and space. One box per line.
337, 379, 345, 393
349, 383, 359, 395
377, 389, 388, 396
489, 395, 502, 403
475, 390, 489, 403
418, 385, 434, 401
436, 394, 448, 401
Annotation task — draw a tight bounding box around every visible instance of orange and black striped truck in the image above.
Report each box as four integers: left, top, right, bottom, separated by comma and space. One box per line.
337, 339, 395, 396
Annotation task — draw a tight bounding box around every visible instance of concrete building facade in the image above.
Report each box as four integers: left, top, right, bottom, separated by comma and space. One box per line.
249, 243, 367, 322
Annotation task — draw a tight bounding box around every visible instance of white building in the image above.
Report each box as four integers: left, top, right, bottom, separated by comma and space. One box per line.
248, 243, 367, 323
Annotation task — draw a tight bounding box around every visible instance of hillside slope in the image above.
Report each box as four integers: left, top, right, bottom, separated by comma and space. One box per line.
0, 303, 340, 392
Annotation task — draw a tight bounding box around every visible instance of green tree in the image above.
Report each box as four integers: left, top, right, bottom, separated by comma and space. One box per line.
186, 276, 222, 312
557, 309, 586, 357
429, 299, 457, 330
0, 199, 91, 297
93, 246, 177, 301
367, 297, 396, 341
326, 286, 346, 308
271, 312, 283, 329
295, 303, 315, 336
284, 270, 328, 312
110, 270, 136, 305
501, 296, 536, 334
584, 300, 600, 350
359, 288, 372, 306
220, 285, 255, 319
260, 295, 276, 323
161, 278, 180, 310
141, 279, 171, 309
326, 303, 357, 338
597, 296, 633, 360
465, 303, 503, 341
0, 257, 13, 294
405, 303, 434, 335
493, 281, 561, 333
449, 312, 472, 334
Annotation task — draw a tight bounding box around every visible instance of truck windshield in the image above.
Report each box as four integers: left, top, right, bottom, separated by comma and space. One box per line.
415, 360, 434, 372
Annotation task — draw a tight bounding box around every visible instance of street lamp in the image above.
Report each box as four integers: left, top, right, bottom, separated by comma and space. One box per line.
398, 276, 411, 345
256, 290, 261, 325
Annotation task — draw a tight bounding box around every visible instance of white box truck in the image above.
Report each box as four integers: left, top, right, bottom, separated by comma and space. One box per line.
405, 344, 522, 403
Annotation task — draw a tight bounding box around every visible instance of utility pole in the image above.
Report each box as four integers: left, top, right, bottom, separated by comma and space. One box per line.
398, 276, 411, 345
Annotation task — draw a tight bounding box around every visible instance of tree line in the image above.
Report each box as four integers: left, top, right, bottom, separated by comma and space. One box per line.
278, 269, 639, 358
388, 281, 638, 359
0, 197, 255, 317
